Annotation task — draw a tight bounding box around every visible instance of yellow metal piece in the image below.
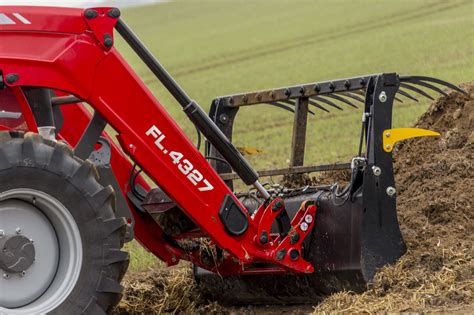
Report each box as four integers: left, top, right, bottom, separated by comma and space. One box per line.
383, 128, 440, 152
237, 147, 265, 156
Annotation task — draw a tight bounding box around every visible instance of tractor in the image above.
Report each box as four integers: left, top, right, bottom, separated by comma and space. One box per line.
0, 6, 465, 313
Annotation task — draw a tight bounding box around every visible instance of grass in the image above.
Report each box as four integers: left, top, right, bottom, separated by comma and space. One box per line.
117, 0, 474, 271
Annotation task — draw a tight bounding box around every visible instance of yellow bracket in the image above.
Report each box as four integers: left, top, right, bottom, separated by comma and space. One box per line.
383, 128, 440, 152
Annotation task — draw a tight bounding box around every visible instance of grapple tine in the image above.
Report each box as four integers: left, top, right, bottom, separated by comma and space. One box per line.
324, 94, 358, 109
266, 102, 295, 113
351, 89, 366, 97
338, 92, 365, 103
307, 99, 330, 113
397, 89, 419, 102
269, 101, 315, 115
400, 75, 467, 94
311, 96, 344, 110
394, 96, 403, 103
402, 79, 449, 96
400, 83, 434, 100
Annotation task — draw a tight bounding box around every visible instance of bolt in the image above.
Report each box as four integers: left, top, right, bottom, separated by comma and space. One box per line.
300, 222, 309, 232
219, 113, 229, 124
6, 74, 19, 84
386, 144, 391, 150
129, 144, 133, 149
379, 91, 387, 102
304, 214, 313, 224
275, 249, 286, 261
372, 166, 382, 176
84, 9, 98, 19
386, 186, 396, 197
15, 227, 21, 234
103, 33, 113, 48
289, 249, 300, 261
0, 230, 4, 238
107, 8, 121, 18
3, 273, 9, 280
259, 230, 268, 245
20, 271, 26, 277
272, 200, 284, 212
290, 233, 300, 245
314, 83, 321, 92
385, 132, 391, 138
328, 82, 335, 90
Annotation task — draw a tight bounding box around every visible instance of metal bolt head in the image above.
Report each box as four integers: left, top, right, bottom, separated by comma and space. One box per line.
219, 113, 229, 124
6, 73, 19, 84
289, 249, 300, 261
20, 271, 26, 277
84, 9, 98, 19
3, 273, 9, 280
385, 132, 391, 138
0, 230, 5, 238
103, 33, 113, 48
15, 227, 22, 234
386, 144, 391, 150
107, 8, 121, 18
300, 222, 309, 232
304, 214, 313, 224
386, 186, 396, 197
259, 231, 268, 245
379, 91, 387, 102
372, 166, 382, 176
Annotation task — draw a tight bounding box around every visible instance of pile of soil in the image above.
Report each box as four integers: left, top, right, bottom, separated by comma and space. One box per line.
115, 84, 473, 314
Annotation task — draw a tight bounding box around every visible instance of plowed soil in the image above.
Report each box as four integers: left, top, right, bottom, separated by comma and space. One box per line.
115, 84, 473, 314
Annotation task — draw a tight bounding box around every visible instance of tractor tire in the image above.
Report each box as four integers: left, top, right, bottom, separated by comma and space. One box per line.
0, 131, 129, 314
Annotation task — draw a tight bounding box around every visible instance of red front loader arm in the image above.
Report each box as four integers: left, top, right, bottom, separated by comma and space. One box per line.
0, 6, 315, 274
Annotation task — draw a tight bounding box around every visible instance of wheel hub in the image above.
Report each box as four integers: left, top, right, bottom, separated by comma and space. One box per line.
0, 189, 82, 313
0, 234, 36, 274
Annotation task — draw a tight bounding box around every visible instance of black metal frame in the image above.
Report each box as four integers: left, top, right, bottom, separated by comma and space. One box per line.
207, 73, 464, 188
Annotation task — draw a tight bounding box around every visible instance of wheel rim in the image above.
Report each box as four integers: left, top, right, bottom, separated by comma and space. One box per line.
0, 189, 83, 313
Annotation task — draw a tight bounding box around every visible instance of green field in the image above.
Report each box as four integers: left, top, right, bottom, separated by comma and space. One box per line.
119, 0, 474, 271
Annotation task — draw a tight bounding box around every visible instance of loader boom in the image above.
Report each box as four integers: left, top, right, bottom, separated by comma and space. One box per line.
0, 6, 317, 273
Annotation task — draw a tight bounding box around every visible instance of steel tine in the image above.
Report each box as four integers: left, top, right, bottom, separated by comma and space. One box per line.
394, 96, 403, 103
351, 89, 366, 97
400, 83, 434, 100
307, 99, 330, 113
311, 96, 344, 111
403, 80, 449, 96
400, 75, 466, 94
274, 101, 315, 115
266, 102, 295, 114
397, 89, 419, 102
324, 94, 358, 109
339, 92, 365, 103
